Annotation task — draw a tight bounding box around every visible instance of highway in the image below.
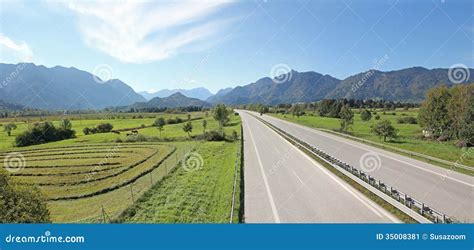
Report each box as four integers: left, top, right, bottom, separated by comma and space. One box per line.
239, 111, 400, 223
244, 110, 473, 222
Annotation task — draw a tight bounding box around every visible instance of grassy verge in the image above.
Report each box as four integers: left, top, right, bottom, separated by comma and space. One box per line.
116, 141, 241, 223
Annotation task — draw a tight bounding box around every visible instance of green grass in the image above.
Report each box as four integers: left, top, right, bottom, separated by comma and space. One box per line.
0, 111, 243, 223
117, 141, 241, 223
269, 110, 473, 168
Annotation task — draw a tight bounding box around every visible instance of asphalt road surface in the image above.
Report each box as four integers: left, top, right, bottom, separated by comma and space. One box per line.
244, 110, 473, 222
239, 111, 400, 223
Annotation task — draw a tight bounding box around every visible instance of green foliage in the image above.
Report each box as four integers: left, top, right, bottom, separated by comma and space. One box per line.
397, 116, 417, 124
96, 123, 113, 133
59, 118, 72, 130
213, 104, 230, 130
182, 121, 193, 137
4, 122, 17, 136
15, 122, 75, 147
374, 115, 381, 120
154, 117, 166, 137
319, 99, 342, 118
0, 171, 50, 223
202, 119, 207, 133
371, 120, 398, 142
360, 109, 372, 121
419, 84, 473, 145
339, 104, 354, 132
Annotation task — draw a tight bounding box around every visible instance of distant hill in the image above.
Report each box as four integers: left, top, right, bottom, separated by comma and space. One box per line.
0, 63, 145, 110
209, 70, 340, 105
0, 100, 26, 111
327, 67, 474, 102
206, 87, 233, 103
139, 87, 213, 101
130, 92, 212, 109
208, 67, 474, 104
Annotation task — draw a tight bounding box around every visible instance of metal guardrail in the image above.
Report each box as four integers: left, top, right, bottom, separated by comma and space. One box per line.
253, 114, 456, 224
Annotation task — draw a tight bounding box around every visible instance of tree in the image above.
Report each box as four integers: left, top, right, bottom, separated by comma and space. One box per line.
339, 104, 354, 132
202, 119, 207, 133
418, 86, 451, 137
447, 84, 473, 145
182, 121, 193, 138
371, 120, 398, 142
0, 170, 50, 223
360, 109, 372, 121
4, 123, 17, 136
213, 104, 230, 132
154, 117, 166, 138
59, 119, 72, 130
187, 114, 191, 121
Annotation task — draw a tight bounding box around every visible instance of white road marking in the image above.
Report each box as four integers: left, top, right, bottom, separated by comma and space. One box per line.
244, 116, 281, 223
292, 171, 304, 184
265, 115, 474, 187
251, 113, 400, 223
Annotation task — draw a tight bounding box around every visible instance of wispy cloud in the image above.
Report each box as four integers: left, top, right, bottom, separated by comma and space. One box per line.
55, 0, 233, 63
0, 34, 33, 62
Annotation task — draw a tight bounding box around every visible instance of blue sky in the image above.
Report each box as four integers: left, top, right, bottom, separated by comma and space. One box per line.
0, 0, 472, 93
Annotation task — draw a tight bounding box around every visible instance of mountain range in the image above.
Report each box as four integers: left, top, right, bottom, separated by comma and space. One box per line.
0, 63, 145, 110
139, 87, 213, 101
1, 63, 472, 110
209, 67, 474, 105
130, 92, 211, 109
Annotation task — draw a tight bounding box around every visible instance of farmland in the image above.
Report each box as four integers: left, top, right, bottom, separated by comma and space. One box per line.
269, 109, 474, 168
0, 111, 242, 222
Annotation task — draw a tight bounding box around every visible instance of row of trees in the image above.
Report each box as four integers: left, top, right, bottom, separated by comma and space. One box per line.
418, 84, 473, 146
83, 123, 114, 135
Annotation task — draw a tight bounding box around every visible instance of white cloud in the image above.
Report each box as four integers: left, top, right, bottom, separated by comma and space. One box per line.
0, 34, 33, 62
56, 0, 232, 63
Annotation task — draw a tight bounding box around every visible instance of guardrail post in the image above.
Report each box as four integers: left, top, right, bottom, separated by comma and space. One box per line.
442, 214, 446, 223
421, 203, 424, 216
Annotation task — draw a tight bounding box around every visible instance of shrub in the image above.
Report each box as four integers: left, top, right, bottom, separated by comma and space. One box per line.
360, 109, 372, 121
196, 130, 226, 141
374, 115, 381, 120
0, 171, 50, 223
96, 123, 113, 133
15, 122, 75, 147
397, 116, 417, 124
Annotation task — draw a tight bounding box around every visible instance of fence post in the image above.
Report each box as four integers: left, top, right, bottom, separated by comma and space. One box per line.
130, 184, 135, 204
150, 172, 153, 186
101, 206, 106, 223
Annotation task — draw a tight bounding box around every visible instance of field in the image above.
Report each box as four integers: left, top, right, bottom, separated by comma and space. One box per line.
269, 109, 473, 168
0, 111, 242, 222
118, 141, 241, 223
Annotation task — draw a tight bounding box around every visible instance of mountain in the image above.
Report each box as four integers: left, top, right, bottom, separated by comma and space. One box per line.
206, 87, 233, 103
130, 92, 212, 109
209, 70, 340, 105
0, 63, 145, 110
208, 67, 474, 104
327, 67, 474, 102
0, 100, 26, 111
139, 87, 213, 100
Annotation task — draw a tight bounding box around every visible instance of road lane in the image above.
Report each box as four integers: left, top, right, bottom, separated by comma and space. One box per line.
240, 111, 399, 223
248, 111, 474, 222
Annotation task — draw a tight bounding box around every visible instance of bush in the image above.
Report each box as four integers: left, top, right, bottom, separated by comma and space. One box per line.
397, 116, 417, 124
0, 171, 50, 223
374, 115, 381, 120
360, 109, 372, 121
15, 122, 75, 147
196, 130, 226, 141
96, 123, 113, 133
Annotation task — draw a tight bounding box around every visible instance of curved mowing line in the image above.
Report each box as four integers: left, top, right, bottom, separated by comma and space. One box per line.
0, 142, 168, 155
47, 147, 177, 201
12, 163, 129, 177
24, 155, 125, 162
1, 150, 138, 159
25, 148, 160, 186
22, 162, 121, 169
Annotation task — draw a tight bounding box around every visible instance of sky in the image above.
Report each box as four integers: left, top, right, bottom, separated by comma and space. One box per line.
0, 0, 472, 94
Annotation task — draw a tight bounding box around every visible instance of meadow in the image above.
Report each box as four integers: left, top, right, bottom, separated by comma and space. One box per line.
0, 111, 242, 222
270, 109, 474, 168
